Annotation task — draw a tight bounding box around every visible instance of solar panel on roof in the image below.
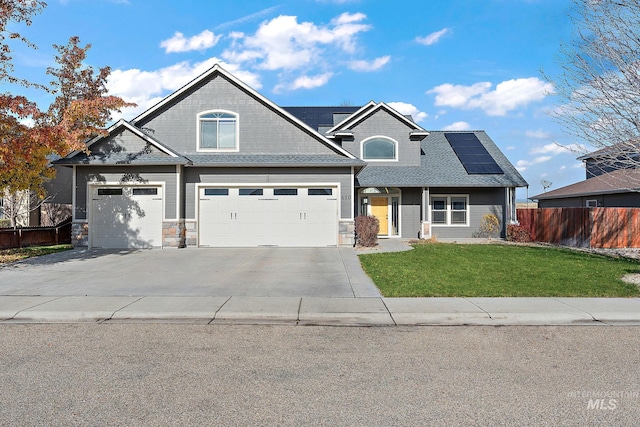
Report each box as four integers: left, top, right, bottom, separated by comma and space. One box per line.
444, 133, 504, 174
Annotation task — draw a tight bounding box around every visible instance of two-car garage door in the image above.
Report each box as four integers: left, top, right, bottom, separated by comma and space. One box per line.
198, 186, 338, 247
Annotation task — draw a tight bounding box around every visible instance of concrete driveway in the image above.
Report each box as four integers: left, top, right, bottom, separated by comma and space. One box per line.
0, 247, 380, 298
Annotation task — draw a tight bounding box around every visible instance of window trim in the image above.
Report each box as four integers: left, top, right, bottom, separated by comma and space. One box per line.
430, 194, 470, 227
196, 109, 239, 152
360, 136, 398, 162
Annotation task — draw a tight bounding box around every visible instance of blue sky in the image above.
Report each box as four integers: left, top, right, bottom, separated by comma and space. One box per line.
10, 0, 582, 199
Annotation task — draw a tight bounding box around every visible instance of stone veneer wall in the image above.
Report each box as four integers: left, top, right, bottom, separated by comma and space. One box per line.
72, 222, 88, 247
184, 221, 197, 247
162, 221, 181, 248
339, 220, 355, 246
74, 220, 352, 248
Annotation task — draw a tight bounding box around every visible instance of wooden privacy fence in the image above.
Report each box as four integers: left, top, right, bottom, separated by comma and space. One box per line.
0, 219, 72, 250
517, 208, 640, 248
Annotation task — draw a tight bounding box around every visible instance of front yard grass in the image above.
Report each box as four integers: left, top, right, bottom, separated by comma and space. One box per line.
358, 243, 640, 297
0, 245, 73, 265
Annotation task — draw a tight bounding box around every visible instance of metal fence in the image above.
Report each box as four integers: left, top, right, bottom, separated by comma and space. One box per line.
517, 207, 640, 248
0, 219, 72, 250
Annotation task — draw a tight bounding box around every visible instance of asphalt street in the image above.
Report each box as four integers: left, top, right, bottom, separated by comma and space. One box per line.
1, 325, 638, 426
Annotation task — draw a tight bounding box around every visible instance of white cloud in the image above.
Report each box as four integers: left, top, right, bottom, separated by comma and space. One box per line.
530, 143, 570, 155
107, 58, 261, 119
19, 117, 35, 128
525, 129, 551, 139
416, 28, 450, 46
515, 156, 552, 172
222, 12, 371, 71
428, 77, 554, 116
529, 142, 586, 155
348, 55, 390, 72
160, 30, 222, 53
214, 6, 281, 31
274, 72, 333, 93
387, 102, 428, 122
442, 121, 471, 131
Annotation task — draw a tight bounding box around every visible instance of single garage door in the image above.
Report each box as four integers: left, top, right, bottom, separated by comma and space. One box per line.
199, 186, 338, 247
91, 186, 163, 249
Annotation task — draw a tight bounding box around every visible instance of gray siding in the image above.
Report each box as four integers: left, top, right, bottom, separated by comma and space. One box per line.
75, 166, 177, 220
401, 188, 422, 238
137, 74, 341, 156
90, 128, 165, 156
44, 165, 73, 204
341, 109, 421, 166
539, 193, 640, 208
185, 167, 353, 219
430, 187, 505, 239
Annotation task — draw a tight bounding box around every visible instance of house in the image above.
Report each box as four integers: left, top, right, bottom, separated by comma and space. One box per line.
532, 143, 640, 208
54, 64, 527, 249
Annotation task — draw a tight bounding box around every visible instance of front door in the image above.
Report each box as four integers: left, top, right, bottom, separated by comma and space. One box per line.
371, 197, 388, 236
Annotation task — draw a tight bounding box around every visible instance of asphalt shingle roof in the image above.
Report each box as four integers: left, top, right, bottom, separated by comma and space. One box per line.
54, 153, 189, 166
187, 154, 365, 167
531, 168, 640, 200
356, 131, 528, 188
283, 106, 361, 130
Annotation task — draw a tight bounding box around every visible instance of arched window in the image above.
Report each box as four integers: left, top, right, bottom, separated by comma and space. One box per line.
362, 137, 397, 160
198, 110, 238, 151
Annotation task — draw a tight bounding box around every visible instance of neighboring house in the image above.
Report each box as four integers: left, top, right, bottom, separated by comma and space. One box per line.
54, 64, 527, 249
0, 190, 32, 227
532, 144, 640, 208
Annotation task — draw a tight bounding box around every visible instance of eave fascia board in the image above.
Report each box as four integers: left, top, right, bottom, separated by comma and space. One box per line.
326, 101, 377, 133
62, 119, 180, 160
120, 121, 180, 157
63, 118, 128, 159
378, 102, 426, 131
328, 101, 426, 134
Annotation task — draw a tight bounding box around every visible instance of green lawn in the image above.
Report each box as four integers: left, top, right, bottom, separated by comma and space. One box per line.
358, 243, 640, 297
0, 245, 73, 265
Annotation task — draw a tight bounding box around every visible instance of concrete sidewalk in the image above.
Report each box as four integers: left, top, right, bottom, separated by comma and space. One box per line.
1, 295, 639, 326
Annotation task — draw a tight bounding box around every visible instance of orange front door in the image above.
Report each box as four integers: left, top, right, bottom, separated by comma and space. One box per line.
371, 197, 388, 235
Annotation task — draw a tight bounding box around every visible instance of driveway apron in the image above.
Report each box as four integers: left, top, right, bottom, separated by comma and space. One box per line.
0, 247, 380, 298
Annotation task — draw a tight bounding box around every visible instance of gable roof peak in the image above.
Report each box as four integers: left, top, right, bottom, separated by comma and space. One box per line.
328, 100, 425, 133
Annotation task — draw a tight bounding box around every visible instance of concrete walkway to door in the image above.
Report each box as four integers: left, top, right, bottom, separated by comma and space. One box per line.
0, 247, 381, 298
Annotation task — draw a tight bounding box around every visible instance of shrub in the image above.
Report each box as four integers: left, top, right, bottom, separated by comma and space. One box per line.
507, 224, 532, 243
0, 219, 10, 228
473, 214, 500, 238
355, 215, 380, 247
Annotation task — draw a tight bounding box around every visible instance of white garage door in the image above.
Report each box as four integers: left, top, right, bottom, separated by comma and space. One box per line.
91, 186, 163, 249
199, 186, 338, 247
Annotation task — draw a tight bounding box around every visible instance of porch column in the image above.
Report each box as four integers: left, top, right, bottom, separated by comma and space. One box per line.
421, 187, 431, 239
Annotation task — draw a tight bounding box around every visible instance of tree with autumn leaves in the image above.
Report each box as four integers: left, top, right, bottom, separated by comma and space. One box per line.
0, 0, 132, 225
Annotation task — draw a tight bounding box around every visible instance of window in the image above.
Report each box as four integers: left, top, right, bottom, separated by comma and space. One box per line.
586, 199, 598, 208
204, 188, 229, 196
274, 188, 298, 196
198, 111, 238, 151
309, 188, 332, 196
132, 188, 158, 196
98, 188, 123, 196
239, 188, 263, 196
362, 137, 397, 161
430, 195, 469, 226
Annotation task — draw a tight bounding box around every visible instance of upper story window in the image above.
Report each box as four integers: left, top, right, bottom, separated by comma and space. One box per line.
361, 136, 397, 161
198, 110, 238, 151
